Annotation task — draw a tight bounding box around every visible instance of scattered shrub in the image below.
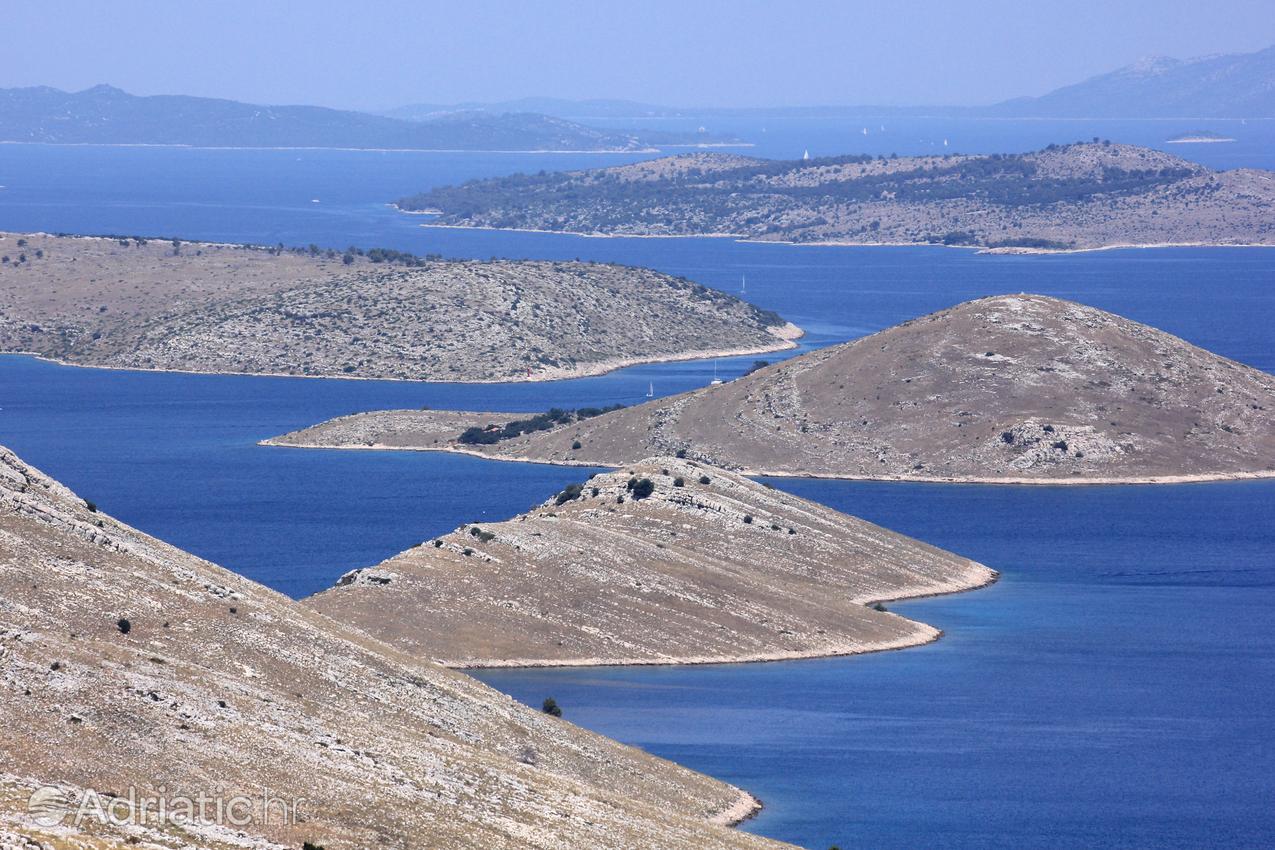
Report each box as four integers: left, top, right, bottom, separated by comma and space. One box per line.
470, 527, 497, 543
673, 477, 685, 487
555, 483, 584, 505
85, 500, 98, 513
699, 475, 711, 485
116, 618, 131, 635
626, 477, 655, 499
675, 448, 687, 458
542, 697, 563, 718
743, 515, 754, 524
571, 440, 582, 450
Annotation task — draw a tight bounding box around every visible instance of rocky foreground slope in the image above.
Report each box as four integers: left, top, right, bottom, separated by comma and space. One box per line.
271, 295, 1275, 483
399, 142, 1275, 250
0, 232, 796, 382
0, 446, 786, 849
308, 458, 995, 667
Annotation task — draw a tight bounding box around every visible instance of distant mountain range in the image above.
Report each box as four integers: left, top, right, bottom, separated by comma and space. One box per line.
3, 45, 1269, 153
988, 45, 1275, 118
392, 45, 1275, 120
0, 84, 739, 150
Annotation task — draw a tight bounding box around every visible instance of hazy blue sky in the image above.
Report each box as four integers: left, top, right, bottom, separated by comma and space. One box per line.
4, 0, 1274, 109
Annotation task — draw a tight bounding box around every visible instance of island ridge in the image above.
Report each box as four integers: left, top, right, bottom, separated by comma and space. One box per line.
307, 457, 996, 668
397, 142, 1275, 251
269, 295, 1275, 483
0, 444, 785, 849
0, 232, 798, 382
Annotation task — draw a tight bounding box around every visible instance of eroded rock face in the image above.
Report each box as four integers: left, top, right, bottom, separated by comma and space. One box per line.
272, 295, 1275, 483
0, 446, 783, 850
306, 458, 995, 667
0, 232, 796, 382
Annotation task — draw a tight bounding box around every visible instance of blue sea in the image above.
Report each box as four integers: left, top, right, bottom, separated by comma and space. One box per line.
0, 126, 1273, 848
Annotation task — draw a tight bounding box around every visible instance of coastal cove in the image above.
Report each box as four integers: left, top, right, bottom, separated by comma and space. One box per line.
0, 142, 1273, 848
2, 352, 1273, 849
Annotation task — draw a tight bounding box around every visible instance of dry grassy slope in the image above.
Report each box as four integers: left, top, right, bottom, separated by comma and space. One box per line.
495, 294, 1275, 481
307, 458, 994, 667
0, 232, 796, 382
272, 295, 1275, 482
0, 446, 786, 850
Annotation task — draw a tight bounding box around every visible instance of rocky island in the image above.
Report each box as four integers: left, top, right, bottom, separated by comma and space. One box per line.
397, 142, 1275, 251
270, 295, 1275, 483
0, 232, 798, 381
307, 457, 995, 667
1166, 131, 1237, 144
0, 445, 786, 849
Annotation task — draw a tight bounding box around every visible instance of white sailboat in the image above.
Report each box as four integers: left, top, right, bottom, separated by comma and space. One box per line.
646, 381, 654, 398
740, 274, 746, 295
710, 360, 723, 386
802, 148, 811, 160
862, 127, 868, 136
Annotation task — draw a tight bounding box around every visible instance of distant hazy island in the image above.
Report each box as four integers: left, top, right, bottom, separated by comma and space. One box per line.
0, 84, 741, 151
1166, 131, 1237, 144
271, 295, 1275, 484
397, 142, 1275, 251
0, 232, 797, 381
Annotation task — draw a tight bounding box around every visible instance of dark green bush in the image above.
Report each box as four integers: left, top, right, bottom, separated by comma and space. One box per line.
626, 477, 655, 499
555, 483, 584, 505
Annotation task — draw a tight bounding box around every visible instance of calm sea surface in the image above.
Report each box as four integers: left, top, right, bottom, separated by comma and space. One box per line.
0, 129, 1272, 848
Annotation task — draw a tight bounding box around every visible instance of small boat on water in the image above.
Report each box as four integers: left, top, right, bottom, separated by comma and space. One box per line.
802, 149, 810, 160
710, 360, 723, 386
646, 381, 654, 398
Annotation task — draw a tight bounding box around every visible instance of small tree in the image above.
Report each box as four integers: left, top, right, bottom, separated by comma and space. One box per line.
542, 697, 562, 718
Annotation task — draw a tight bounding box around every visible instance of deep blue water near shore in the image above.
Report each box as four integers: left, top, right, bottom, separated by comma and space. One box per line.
478, 477, 1275, 849
0, 142, 1273, 847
